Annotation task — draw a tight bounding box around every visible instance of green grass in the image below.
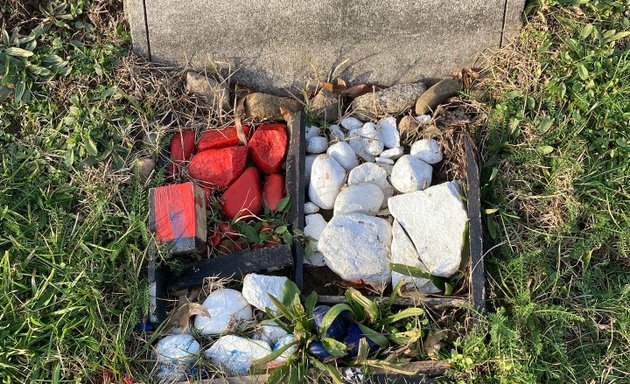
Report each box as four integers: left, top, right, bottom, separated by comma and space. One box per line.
447, 1, 630, 382
1, 0, 629, 383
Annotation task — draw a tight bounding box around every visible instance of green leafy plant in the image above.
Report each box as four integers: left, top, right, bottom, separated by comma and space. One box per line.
251, 282, 435, 383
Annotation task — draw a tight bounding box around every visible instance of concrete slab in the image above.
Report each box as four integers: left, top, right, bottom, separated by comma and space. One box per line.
125, 0, 525, 95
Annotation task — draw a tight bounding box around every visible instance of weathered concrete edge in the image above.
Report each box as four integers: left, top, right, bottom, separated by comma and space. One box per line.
502, 0, 527, 45
124, 0, 150, 59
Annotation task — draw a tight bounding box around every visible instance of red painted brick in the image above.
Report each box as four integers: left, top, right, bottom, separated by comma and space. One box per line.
197, 125, 251, 152
188, 146, 248, 190
248, 123, 287, 174
221, 167, 262, 219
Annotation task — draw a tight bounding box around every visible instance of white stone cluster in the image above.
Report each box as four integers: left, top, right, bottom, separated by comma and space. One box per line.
154, 273, 297, 378
303, 116, 468, 291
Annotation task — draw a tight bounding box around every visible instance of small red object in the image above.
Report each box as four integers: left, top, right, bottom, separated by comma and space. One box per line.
263, 174, 286, 211
197, 125, 251, 152
188, 146, 248, 190
248, 123, 287, 174
169, 130, 196, 178
221, 167, 262, 219
149, 182, 207, 255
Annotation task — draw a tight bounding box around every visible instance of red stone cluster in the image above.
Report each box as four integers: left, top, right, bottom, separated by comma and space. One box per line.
168, 123, 288, 222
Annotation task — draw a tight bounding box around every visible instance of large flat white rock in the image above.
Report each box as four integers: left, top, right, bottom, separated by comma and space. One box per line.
391, 220, 441, 293
388, 181, 468, 277
319, 213, 392, 287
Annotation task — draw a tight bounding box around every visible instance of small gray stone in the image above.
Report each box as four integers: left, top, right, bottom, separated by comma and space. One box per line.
327, 141, 359, 171
308, 155, 347, 209
136, 157, 155, 181
311, 89, 340, 122
304, 202, 320, 214
348, 163, 394, 207
334, 183, 384, 216
391, 221, 441, 294
305, 155, 317, 186
347, 128, 375, 162
410, 139, 443, 164
307, 136, 329, 154
388, 181, 468, 277
377, 117, 400, 148
361, 122, 384, 156
194, 288, 253, 335
305, 125, 322, 140
351, 82, 426, 120
398, 115, 422, 138
327, 124, 346, 142
319, 213, 392, 286
185, 71, 230, 112
155, 334, 200, 365
380, 147, 404, 160
415, 78, 461, 115
340, 116, 364, 131
244, 92, 301, 121
305, 251, 326, 266
204, 335, 271, 376
390, 155, 432, 193
242, 273, 290, 312
415, 115, 432, 125
375, 157, 395, 165
252, 322, 288, 346
272, 334, 298, 363
304, 214, 327, 253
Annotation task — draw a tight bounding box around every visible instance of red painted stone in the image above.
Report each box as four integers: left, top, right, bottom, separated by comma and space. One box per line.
188, 146, 248, 190
198, 125, 251, 152
169, 130, 196, 178
248, 123, 287, 174
263, 174, 286, 211
149, 182, 207, 254
221, 167, 263, 219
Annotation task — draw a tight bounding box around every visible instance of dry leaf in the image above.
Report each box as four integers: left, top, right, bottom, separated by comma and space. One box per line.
234, 116, 248, 145
424, 329, 447, 358
342, 84, 380, 99
279, 106, 293, 123
165, 301, 211, 332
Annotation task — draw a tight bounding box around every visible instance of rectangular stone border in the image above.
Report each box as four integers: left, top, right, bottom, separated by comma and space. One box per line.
149, 112, 305, 322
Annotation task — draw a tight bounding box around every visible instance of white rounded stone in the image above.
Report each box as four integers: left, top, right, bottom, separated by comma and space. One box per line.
252, 323, 288, 346
391, 155, 432, 193
375, 157, 395, 165
307, 136, 329, 154
334, 183, 384, 216
305, 125, 321, 140
304, 251, 326, 266
415, 115, 432, 125
347, 128, 375, 162
304, 202, 320, 214
340, 116, 363, 130
388, 181, 467, 278
391, 220, 441, 294
319, 213, 392, 287
378, 117, 400, 148
410, 139, 443, 164
242, 274, 290, 312
347, 162, 394, 207
155, 334, 200, 365
194, 289, 253, 335
380, 147, 404, 160
328, 124, 346, 142
305, 155, 317, 185
304, 214, 327, 252
361, 122, 384, 156
327, 141, 359, 171
308, 155, 347, 210
273, 334, 298, 362
204, 335, 271, 376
